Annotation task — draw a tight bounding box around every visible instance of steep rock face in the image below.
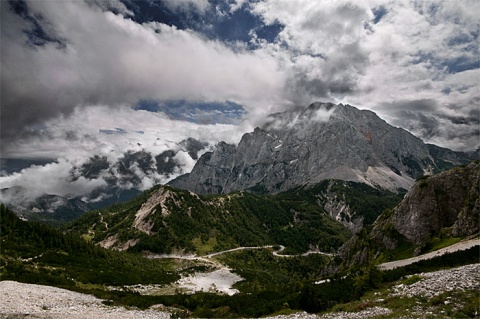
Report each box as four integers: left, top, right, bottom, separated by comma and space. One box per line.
170, 102, 471, 194
390, 161, 480, 245
340, 161, 480, 267
320, 192, 362, 233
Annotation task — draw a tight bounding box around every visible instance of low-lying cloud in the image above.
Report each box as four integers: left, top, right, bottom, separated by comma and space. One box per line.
0, 105, 246, 206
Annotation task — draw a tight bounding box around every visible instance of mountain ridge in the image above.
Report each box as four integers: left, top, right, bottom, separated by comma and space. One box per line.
169, 102, 473, 195
67, 179, 404, 255
3, 102, 475, 223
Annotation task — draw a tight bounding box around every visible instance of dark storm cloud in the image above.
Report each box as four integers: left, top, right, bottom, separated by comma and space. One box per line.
65, 131, 79, 142
437, 113, 480, 126
2, 0, 479, 165
284, 40, 368, 105
285, 73, 357, 106
383, 98, 479, 151
7, 0, 67, 48
0, 0, 284, 157
392, 110, 441, 139
383, 99, 438, 113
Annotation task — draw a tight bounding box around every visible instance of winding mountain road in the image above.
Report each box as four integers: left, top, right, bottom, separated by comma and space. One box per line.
378, 238, 480, 270
147, 245, 335, 262
205, 245, 275, 258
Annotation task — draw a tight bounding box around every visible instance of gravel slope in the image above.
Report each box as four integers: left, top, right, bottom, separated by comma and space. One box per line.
0, 281, 170, 319
2, 263, 478, 318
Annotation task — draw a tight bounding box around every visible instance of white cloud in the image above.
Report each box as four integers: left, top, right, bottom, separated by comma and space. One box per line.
4, 105, 245, 159
2, 110, 246, 203
4, 0, 477, 152
313, 107, 336, 123
162, 0, 210, 14
0, 159, 107, 206
1, 0, 285, 152
229, 0, 249, 13
1, 0, 479, 210
0, 104, 250, 205
249, 0, 479, 151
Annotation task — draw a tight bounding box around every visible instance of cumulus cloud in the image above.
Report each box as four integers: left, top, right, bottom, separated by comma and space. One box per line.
1, 0, 479, 209
0, 159, 107, 206
250, 0, 372, 105
3, 0, 478, 153
248, 0, 479, 150
0, 0, 284, 154
3, 105, 245, 159
0, 105, 248, 205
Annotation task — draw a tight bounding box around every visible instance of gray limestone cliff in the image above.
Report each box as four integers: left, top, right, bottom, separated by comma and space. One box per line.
169, 102, 472, 194
390, 161, 480, 245
339, 161, 480, 266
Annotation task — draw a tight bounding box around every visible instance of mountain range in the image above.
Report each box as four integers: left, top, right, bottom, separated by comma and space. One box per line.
2, 102, 479, 317
67, 179, 403, 254
169, 102, 474, 195
1, 137, 210, 223
3, 102, 476, 223
64, 103, 479, 255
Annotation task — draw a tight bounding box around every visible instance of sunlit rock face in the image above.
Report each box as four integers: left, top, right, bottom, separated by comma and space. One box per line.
170, 102, 472, 195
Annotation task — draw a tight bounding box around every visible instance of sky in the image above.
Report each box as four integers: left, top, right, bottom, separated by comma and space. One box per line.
1, 0, 479, 205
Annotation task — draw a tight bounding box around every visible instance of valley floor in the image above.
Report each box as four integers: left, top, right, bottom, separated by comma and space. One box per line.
1, 263, 479, 319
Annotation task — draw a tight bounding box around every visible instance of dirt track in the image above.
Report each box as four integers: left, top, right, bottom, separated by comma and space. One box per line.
378, 237, 480, 270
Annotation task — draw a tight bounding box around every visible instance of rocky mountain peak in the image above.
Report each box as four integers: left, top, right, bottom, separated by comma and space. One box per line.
169, 102, 472, 195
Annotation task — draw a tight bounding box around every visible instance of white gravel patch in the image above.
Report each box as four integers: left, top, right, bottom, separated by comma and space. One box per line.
176, 267, 243, 295
267, 307, 392, 319
268, 264, 480, 319
391, 263, 480, 298
0, 281, 170, 319
3, 263, 477, 318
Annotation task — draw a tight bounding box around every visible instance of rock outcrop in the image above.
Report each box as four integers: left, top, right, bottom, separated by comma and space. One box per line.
390, 161, 480, 245
340, 161, 480, 266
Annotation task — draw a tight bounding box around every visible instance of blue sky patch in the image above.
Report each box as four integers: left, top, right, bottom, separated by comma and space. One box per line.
134, 99, 246, 124
443, 56, 480, 74
120, 0, 282, 47
372, 6, 387, 24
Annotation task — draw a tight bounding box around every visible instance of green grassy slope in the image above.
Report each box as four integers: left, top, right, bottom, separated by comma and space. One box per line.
0, 204, 178, 287
67, 181, 402, 255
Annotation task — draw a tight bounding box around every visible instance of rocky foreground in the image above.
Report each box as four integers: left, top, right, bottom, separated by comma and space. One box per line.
1, 263, 479, 319
0, 281, 170, 319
